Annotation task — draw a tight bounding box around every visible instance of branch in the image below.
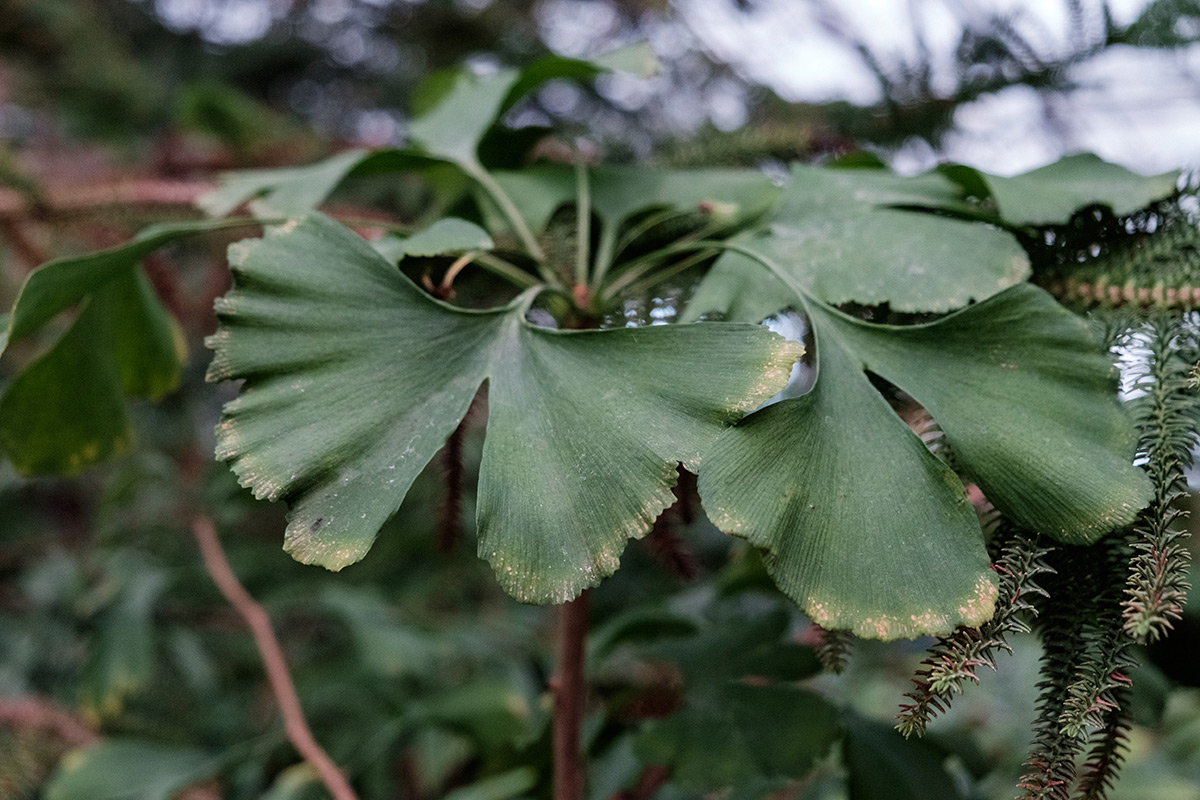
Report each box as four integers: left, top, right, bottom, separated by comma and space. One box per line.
0, 695, 99, 746
553, 591, 590, 800
0, 179, 214, 222
190, 516, 359, 800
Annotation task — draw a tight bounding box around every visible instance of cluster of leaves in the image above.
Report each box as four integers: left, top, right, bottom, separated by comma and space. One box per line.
1, 48, 1197, 799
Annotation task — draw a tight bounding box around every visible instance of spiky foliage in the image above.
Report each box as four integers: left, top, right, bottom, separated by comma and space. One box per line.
1016, 546, 1108, 799
896, 527, 1054, 738
814, 626, 855, 675
1073, 687, 1133, 800
1034, 189, 1200, 311
1120, 314, 1199, 642
1014, 312, 1199, 800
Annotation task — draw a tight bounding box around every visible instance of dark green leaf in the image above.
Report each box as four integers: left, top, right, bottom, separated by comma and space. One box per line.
820, 284, 1151, 543
2, 218, 242, 351
633, 606, 837, 789
417, 681, 532, 749
0, 269, 184, 475
321, 585, 440, 678
207, 214, 800, 602
79, 566, 166, 719
45, 740, 218, 800
685, 164, 1030, 318
977, 154, 1180, 225
636, 683, 840, 789
843, 713, 964, 800
441, 768, 537, 800
371, 218, 494, 262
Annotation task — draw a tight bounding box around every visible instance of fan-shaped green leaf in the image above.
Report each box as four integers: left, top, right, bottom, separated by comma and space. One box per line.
819, 284, 1151, 543
2, 218, 242, 353
699, 324, 997, 640
207, 214, 801, 603
977, 154, 1180, 225
372, 218, 494, 263
0, 269, 185, 475
699, 283, 1149, 638
410, 49, 656, 173
685, 164, 1030, 318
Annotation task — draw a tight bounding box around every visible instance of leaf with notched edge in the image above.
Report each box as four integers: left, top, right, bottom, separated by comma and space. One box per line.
207, 213, 801, 603
700, 284, 1150, 639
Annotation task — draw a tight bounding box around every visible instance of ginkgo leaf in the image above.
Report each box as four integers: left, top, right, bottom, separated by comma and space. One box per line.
198, 149, 370, 218
372, 218, 494, 263
0, 219, 241, 475
2, 218, 242, 353
493, 165, 780, 238
207, 213, 801, 603
410, 47, 657, 171
199, 50, 656, 225
699, 325, 997, 640
0, 269, 185, 475
686, 164, 1030, 318
819, 284, 1152, 543
975, 154, 1180, 225
699, 284, 1150, 638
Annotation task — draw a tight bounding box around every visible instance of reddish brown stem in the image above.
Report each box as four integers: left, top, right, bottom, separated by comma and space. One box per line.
438, 420, 466, 553
554, 591, 590, 800
0, 695, 99, 746
190, 517, 359, 800
608, 765, 670, 800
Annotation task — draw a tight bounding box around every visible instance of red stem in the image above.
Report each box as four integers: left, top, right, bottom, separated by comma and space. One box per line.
554, 591, 590, 800
190, 517, 360, 800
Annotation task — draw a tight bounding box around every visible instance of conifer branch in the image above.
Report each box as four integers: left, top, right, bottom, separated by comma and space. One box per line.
1056, 538, 1135, 745
1018, 541, 1133, 800
1120, 315, 1198, 643
814, 627, 855, 675
1072, 688, 1132, 800
897, 528, 1053, 738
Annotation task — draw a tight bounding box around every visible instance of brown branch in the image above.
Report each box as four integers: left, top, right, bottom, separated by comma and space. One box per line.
0, 179, 214, 222
0, 695, 99, 746
437, 419, 466, 553
553, 591, 590, 800
0, 216, 50, 270
190, 516, 360, 800
607, 765, 670, 800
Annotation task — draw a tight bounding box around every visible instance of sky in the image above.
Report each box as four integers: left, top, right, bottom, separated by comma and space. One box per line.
149, 0, 1200, 176
675, 0, 1200, 174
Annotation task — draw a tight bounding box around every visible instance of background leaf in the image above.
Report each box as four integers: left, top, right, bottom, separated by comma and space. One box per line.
977, 154, 1180, 225
0, 270, 184, 475
634, 608, 837, 789
843, 713, 964, 800
45, 740, 217, 800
